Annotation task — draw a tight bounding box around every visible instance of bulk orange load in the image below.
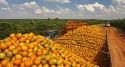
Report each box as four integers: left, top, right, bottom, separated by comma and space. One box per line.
0, 33, 99, 67
55, 25, 109, 67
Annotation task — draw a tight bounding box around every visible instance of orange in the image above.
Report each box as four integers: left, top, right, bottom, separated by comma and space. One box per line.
20, 63, 25, 67
26, 40, 30, 44
50, 65, 56, 67
45, 55, 51, 61
37, 51, 42, 56
16, 33, 22, 38
11, 40, 15, 44
0, 64, 2, 67
29, 32, 34, 36
12, 37, 17, 41
38, 64, 42, 67
38, 49, 42, 52
14, 58, 21, 66
12, 49, 19, 55
19, 37, 25, 42
13, 43, 19, 47
28, 52, 34, 57
5, 62, 13, 67
43, 64, 49, 67
0, 43, 7, 50
10, 33, 15, 38
17, 47, 21, 51
5, 41, 12, 47
4, 49, 9, 53
21, 46, 28, 51
15, 54, 22, 59
34, 59, 40, 65
22, 51, 28, 57
9, 45, 16, 51
28, 49, 33, 53
23, 34, 28, 39
32, 65, 37, 67
31, 55, 36, 61
1, 59, 8, 66
24, 60, 32, 67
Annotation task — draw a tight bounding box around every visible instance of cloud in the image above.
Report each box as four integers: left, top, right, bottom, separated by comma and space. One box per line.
0, 1, 73, 19
0, 0, 8, 5
35, 5, 72, 15
77, 2, 105, 12
1, 7, 10, 10
76, 5, 84, 11
23, 1, 39, 8
35, 9, 42, 14
43, 0, 71, 4
1, 0, 125, 19
76, 1, 125, 19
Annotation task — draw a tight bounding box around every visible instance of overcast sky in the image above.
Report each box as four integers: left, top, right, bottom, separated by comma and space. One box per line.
0, 0, 125, 19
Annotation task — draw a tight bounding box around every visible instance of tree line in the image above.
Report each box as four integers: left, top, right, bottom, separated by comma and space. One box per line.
0, 19, 104, 39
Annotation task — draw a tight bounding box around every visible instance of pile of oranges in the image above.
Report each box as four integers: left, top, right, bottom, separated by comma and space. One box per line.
0, 33, 99, 67
55, 25, 108, 66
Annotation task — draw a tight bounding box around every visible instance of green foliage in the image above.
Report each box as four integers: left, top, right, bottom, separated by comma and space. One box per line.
110, 19, 125, 31
0, 19, 104, 39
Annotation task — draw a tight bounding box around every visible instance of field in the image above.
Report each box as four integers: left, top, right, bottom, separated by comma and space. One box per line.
0, 19, 125, 67
0, 19, 105, 39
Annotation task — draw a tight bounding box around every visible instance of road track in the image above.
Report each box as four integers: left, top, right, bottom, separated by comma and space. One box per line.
106, 27, 125, 67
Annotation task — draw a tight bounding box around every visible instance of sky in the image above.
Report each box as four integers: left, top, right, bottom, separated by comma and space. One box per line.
0, 0, 125, 19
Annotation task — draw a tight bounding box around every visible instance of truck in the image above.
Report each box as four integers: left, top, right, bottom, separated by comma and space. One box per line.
45, 30, 59, 39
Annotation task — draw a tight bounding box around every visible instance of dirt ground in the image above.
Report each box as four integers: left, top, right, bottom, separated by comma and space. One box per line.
105, 27, 125, 67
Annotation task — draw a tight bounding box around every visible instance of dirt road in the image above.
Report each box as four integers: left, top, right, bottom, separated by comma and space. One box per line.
106, 27, 125, 67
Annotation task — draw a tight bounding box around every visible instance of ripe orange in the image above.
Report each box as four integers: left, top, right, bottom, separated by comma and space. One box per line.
5, 62, 13, 67
9, 45, 16, 51
13, 43, 19, 47
28, 52, 34, 57
43, 64, 49, 67
5, 41, 12, 47
24, 60, 32, 67
20, 63, 25, 67
31, 55, 36, 61
15, 54, 22, 59
16, 33, 22, 38
14, 58, 21, 66
37, 51, 42, 56
12, 49, 19, 55
17, 47, 21, 51
23, 34, 28, 39
28, 49, 33, 53
26, 40, 30, 44
22, 51, 28, 57
21, 46, 28, 51
50, 65, 56, 67
10, 33, 15, 38
38, 64, 42, 67
4, 49, 9, 53
19, 37, 25, 42
34, 59, 41, 65
45, 55, 51, 61
32, 65, 37, 67
0, 43, 7, 50
0, 64, 2, 67
1, 59, 8, 66
12, 37, 17, 41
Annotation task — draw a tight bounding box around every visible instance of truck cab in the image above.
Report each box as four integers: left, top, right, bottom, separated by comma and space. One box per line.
45, 30, 59, 39
105, 22, 110, 27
